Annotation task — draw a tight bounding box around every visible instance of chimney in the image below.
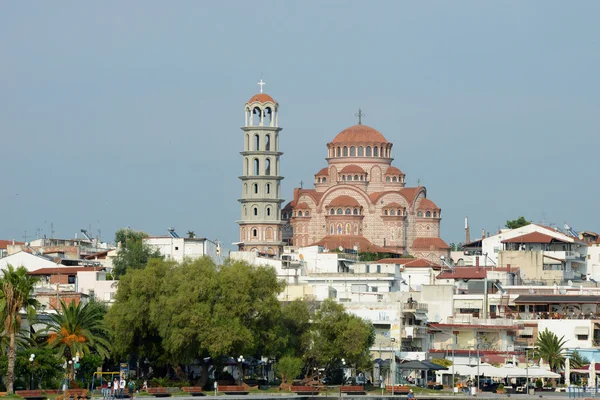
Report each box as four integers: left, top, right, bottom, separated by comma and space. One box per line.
481, 229, 486, 239
465, 217, 471, 244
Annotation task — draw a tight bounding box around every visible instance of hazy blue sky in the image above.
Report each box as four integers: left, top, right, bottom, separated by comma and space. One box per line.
2, 1, 599, 249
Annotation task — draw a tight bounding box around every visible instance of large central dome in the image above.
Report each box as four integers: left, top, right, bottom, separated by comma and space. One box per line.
331, 124, 388, 144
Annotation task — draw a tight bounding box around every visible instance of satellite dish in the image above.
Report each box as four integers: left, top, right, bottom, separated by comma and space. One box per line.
564, 224, 571, 230
568, 280, 573, 287
338, 246, 343, 251
353, 245, 358, 251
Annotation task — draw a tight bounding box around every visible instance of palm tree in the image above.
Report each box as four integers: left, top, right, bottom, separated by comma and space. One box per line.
44, 300, 111, 373
0, 265, 39, 393
187, 231, 196, 238
535, 328, 567, 371
569, 350, 590, 369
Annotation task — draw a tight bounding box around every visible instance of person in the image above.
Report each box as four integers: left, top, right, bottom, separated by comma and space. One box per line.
113, 378, 119, 400
101, 379, 109, 399
128, 380, 135, 398
142, 381, 148, 391
119, 376, 126, 399
407, 389, 415, 399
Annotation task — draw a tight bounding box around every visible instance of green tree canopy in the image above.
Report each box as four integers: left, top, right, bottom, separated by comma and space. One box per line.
535, 328, 566, 371
275, 356, 303, 385
0, 265, 39, 393
112, 227, 162, 278
569, 350, 589, 369
505, 216, 530, 230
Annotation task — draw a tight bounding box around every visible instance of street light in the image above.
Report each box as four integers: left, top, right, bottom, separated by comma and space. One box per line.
341, 359, 346, 384
391, 338, 396, 395
237, 356, 245, 385
29, 354, 35, 390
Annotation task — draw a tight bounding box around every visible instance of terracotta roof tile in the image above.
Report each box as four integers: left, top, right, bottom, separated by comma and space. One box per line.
384, 202, 403, 208
411, 237, 450, 250
315, 167, 329, 176
247, 93, 276, 104
328, 195, 361, 207
375, 257, 442, 270
436, 267, 487, 280
399, 187, 424, 205
501, 231, 570, 244
385, 166, 404, 175
418, 198, 440, 210
295, 202, 310, 210
28, 266, 104, 275
340, 164, 365, 173
330, 125, 388, 144
309, 235, 400, 254
0, 240, 24, 249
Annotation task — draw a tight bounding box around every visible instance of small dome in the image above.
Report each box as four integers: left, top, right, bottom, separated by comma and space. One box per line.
331, 125, 388, 144
328, 195, 361, 207
340, 164, 365, 174
247, 93, 276, 104
295, 202, 311, 210
418, 198, 440, 210
384, 202, 403, 208
315, 167, 329, 176
385, 166, 404, 175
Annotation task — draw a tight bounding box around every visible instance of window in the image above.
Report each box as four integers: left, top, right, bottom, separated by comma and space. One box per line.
354, 174, 359, 181
254, 134, 260, 151
267, 207, 271, 216
342, 175, 346, 181
68, 275, 76, 284
330, 225, 334, 235
366, 146, 372, 156
298, 211, 303, 217
336, 147, 341, 157
253, 229, 258, 237
353, 208, 358, 215
426, 211, 431, 217
345, 208, 351, 215
265, 134, 271, 151
384, 210, 389, 215
374, 147, 379, 156
337, 208, 343, 215
392, 177, 397, 182
371, 286, 378, 292
322, 177, 327, 183
417, 211, 423, 217
386, 176, 391, 182
347, 175, 352, 181
266, 183, 271, 194
390, 210, 396, 216
350, 146, 356, 156
343, 146, 348, 156
175, 246, 179, 250
377, 265, 381, 273
358, 146, 364, 156
398, 209, 402, 216
330, 208, 335, 215
305, 211, 309, 216
253, 183, 259, 194
254, 207, 258, 216
253, 159, 259, 175
265, 158, 271, 175
433, 211, 437, 217
577, 335, 589, 341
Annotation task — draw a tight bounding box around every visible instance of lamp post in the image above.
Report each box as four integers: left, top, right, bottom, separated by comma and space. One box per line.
341, 359, 346, 385
237, 356, 245, 385
391, 337, 396, 395
29, 354, 35, 389
446, 344, 455, 392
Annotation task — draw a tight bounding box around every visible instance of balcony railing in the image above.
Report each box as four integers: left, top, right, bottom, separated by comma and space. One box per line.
446, 315, 516, 327
402, 302, 428, 311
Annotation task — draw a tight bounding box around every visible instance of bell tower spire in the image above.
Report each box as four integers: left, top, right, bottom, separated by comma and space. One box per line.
236, 85, 284, 256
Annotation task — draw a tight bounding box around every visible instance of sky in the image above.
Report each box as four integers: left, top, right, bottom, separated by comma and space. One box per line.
1, 1, 599, 249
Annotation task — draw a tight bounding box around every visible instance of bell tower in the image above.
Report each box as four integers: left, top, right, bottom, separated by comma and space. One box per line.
237, 81, 284, 256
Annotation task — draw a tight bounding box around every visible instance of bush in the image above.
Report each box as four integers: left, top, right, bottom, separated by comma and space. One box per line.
497, 384, 505, 391
275, 356, 303, 385
536, 379, 543, 389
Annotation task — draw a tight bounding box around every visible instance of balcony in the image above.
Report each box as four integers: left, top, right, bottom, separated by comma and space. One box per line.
402, 302, 428, 312
401, 326, 427, 339
445, 315, 516, 328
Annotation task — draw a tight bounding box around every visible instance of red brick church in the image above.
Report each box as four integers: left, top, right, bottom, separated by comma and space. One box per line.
282, 116, 449, 260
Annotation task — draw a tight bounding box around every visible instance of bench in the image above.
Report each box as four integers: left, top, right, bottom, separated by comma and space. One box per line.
291, 386, 321, 395
386, 385, 411, 395
15, 390, 45, 400
65, 389, 91, 400
147, 388, 172, 397
181, 387, 204, 396
218, 386, 249, 395
340, 385, 365, 395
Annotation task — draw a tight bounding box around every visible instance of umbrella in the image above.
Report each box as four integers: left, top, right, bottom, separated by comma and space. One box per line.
421, 360, 448, 371
565, 357, 570, 386
590, 359, 596, 389
525, 367, 561, 379
396, 360, 430, 370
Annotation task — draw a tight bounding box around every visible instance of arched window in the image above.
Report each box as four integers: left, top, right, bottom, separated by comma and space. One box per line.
265, 134, 271, 151
392, 177, 397, 182
358, 146, 364, 156
343, 146, 348, 156
374, 147, 379, 156
342, 175, 346, 181
254, 134, 260, 151
417, 211, 423, 217
330, 224, 334, 235
360, 175, 364, 181
266, 183, 271, 194
253, 159, 259, 175
390, 210, 396, 216
353, 208, 358, 215
426, 211, 431, 217
380, 146, 384, 157
366, 146, 372, 156
298, 211, 303, 217
244, 206, 247, 216
245, 134, 249, 150
253, 207, 258, 216
350, 146, 356, 156
317, 177, 321, 183
336, 147, 341, 157
305, 211, 309, 216
345, 208, 351, 215
337, 208, 343, 215
245, 158, 249, 175
354, 174, 359, 181
337, 224, 342, 235
244, 183, 248, 194
347, 175, 352, 181
265, 158, 271, 175
385, 210, 389, 215
330, 208, 335, 215
252, 228, 258, 237
265, 207, 271, 216
433, 211, 437, 218
386, 176, 391, 182
322, 177, 327, 183
253, 183, 258, 194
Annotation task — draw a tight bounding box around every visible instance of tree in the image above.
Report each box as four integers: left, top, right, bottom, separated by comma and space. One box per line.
535, 328, 566, 371
505, 216, 530, 230
0, 265, 39, 393
112, 228, 162, 278
569, 350, 589, 369
306, 299, 374, 381
278, 299, 311, 358
430, 358, 452, 367
187, 231, 196, 239
44, 299, 111, 378
275, 356, 303, 385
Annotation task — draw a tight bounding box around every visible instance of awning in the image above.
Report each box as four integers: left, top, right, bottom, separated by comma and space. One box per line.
574, 326, 589, 335
415, 313, 428, 321
454, 299, 483, 309
518, 327, 533, 336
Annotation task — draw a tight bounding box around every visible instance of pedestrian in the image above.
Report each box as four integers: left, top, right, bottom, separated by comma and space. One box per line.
120, 376, 126, 399
142, 380, 148, 391
101, 379, 108, 399
407, 389, 415, 399
113, 378, 119, 400
128, 379, 135, 399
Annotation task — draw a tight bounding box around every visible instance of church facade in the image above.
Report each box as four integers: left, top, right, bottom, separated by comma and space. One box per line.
282, 120, 450, 260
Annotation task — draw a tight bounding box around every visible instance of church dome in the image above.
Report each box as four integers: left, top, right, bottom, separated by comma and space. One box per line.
247, 93, 276, 104
328, 195, 361, 207
331, 125, 388, 144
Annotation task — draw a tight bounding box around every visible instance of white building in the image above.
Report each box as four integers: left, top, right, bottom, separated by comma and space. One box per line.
143, 236, 220, 263
0, 251, 63, 273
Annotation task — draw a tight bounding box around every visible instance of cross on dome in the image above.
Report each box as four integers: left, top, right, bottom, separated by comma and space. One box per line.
355, 109, 365, 125
258, 79, 266, 94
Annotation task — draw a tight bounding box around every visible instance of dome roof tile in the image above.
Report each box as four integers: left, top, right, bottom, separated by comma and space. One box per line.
330, 125, 388, 144
328, 195, 361, 207
340, 164, 365, 173
385, 166, 405, 175
247, 93, 276, 104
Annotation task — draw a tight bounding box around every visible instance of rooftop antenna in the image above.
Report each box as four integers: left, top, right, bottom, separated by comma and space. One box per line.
50, 222, 55, 239
465, 216, 470, 244
167, 228, 180, 238
97, 220, 101, 242
80, 229, 93, 242
23, 230, 29, 243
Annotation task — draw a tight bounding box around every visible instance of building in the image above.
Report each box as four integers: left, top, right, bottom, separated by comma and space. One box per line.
236, 86, 285, 256
143, 235, 219, 263
284, 117, 449, 261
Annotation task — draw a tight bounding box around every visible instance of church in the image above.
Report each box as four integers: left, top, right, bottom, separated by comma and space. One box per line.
236, 84, 449, 260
